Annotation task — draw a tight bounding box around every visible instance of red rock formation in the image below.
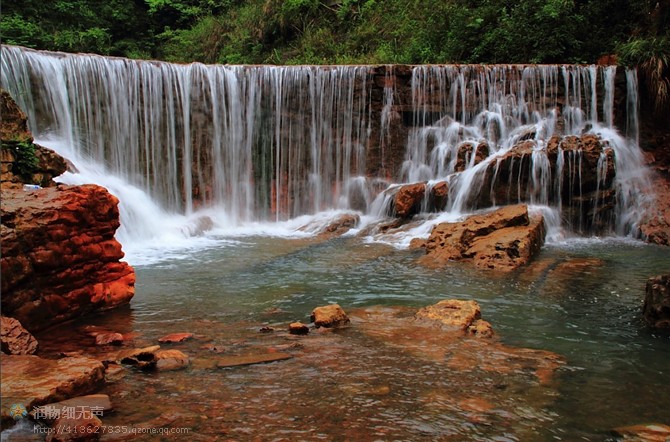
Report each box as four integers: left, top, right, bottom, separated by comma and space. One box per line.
419, 204, 545, 271
643, 275, 670, 328
1, 185, 135, 332
473, 134, 616, 233
393, 182, 426, 218
1, 316, 38, 355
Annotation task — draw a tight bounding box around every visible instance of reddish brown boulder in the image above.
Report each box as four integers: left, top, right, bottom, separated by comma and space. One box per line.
1, 184, 135, 332
416, 299, 482, 331
1, 355, 105, 428
643, 275, 670, 328
392, 183, 426, 218
155, 349, 190, 371
419, 204, 545, 271
1, 316, 38, 355
300, 213, 360, 239
311, 304, 350, 328
415, 299, 494, 338
289, 322, 310, 335
455, 141, 488, 172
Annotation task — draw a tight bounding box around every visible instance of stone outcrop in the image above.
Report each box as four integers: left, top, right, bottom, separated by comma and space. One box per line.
419, 204, 545, 271
1, 355, 105, 429
643, 275, 670, 328
415, 299, 494, 338
350, 303, 565, 387
469, 135, 616, 233
310, 304, 350, 328
1, 90, 67, 189
1, 316, 38, 355
640, 172, 670, 246
392, 182, 426, 218
1, 184, 135, 332
386, 180, 449, 219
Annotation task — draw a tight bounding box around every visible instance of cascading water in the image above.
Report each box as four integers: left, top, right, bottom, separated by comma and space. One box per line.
1, 45, 371, 223
0, 45, 651, 255
396, 64, 650, 237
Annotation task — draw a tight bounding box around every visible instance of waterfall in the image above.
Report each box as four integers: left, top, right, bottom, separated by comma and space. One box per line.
1, 45, 651, 246
1, 46, 371, 223
401, 64, 650, 237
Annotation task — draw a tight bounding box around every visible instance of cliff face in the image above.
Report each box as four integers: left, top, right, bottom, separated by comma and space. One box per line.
1, 90, 135, 332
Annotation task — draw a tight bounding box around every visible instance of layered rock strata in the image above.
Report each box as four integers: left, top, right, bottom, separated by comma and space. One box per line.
418, 204, 545, 271
1, 185, 135, 332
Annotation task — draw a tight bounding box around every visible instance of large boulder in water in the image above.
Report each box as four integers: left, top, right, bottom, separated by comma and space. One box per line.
1, 184, 135, 332
418, 204, 545, 272
643, 275, 670, 328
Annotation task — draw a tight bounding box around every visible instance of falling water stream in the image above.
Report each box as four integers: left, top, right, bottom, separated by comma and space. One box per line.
2, 46, 669, 440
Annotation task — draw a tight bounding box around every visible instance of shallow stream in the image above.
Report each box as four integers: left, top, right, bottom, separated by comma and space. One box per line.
31, 235, 670, 441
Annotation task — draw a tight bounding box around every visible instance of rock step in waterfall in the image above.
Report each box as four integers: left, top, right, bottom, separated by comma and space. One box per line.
0, 45, 652, 250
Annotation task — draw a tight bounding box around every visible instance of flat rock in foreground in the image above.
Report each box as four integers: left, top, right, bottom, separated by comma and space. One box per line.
216, 353, 293, 368
419, 204, 545, 271
1, 355, 105, 428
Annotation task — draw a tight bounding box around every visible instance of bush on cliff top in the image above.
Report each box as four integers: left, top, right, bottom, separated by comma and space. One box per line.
1, 0, 663, 65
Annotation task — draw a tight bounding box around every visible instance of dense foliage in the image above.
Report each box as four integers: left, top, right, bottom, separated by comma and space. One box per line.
1, 0, 668, 67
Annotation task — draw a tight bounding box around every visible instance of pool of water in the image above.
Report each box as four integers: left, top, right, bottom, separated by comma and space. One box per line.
30, 235, 670, 441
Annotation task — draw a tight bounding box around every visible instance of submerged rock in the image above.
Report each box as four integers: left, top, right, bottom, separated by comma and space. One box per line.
1, 316, 38, 355
415, 300, 494, 338
643, 275, 670, 328
311, 304, 350, 328
419, 204, 545, 271
155, 349, 190, 371
415, 299, 482, 331
216, 352, 293, 368
158, 332, 194, 343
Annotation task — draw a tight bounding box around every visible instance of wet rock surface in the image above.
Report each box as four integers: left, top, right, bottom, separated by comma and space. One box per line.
1, 184, 135, 332
1, 355, 105, 429
415, 300, 495, 338
310, 304, 350, 328
1, 316, 38, 355
157, 333, 193, 343
419, 204, 545, 271
643, 275, 670, 328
